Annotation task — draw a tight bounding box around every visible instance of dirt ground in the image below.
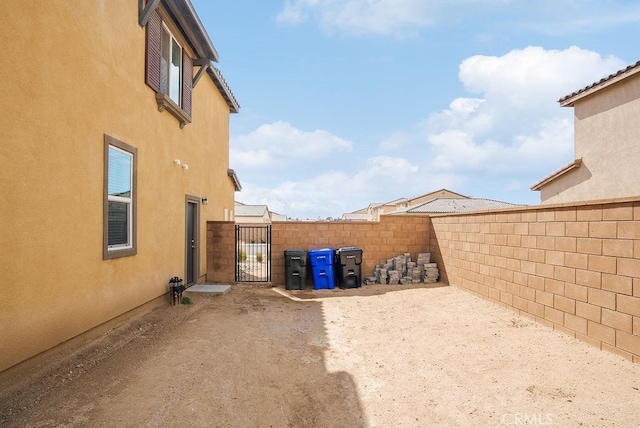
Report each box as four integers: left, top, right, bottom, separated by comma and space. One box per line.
1, 283, 639, 427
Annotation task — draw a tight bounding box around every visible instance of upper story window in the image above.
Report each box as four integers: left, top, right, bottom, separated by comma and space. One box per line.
145, 9, 193, 127
104, 135, 137, 260
161, 26, 182, 106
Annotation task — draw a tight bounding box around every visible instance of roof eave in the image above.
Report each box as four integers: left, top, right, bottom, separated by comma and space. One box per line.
165, 0, 219, 62
208, 67, 240, 113
161, 1, 240, 113
531, 158, 582, 191
228, 169, 242, 191
559, 61, 640, 107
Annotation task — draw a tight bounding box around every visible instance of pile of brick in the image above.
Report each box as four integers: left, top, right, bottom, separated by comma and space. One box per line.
416, 252, 439, 283
423, 263, 439, 283
365, 252, 439, 285
388, 270, 401, 285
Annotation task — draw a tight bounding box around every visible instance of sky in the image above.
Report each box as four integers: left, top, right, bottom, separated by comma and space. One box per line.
191, 0, 640, 220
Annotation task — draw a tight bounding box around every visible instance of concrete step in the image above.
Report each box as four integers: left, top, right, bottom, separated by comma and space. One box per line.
185, 284, 231, 295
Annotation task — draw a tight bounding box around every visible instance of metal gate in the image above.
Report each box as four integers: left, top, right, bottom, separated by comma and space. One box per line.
235, 225, 272, 283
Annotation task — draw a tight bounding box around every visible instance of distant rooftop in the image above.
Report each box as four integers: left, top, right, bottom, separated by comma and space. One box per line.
234, 204, 268, 217
398, 198, 524, 214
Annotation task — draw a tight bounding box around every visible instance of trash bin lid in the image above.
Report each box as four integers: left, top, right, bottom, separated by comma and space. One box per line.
284, 249, 307, 255
308, 248, 334, 254
336, 246, 361, 253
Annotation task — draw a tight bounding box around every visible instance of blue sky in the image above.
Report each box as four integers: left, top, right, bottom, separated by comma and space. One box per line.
192, 0, 640, 220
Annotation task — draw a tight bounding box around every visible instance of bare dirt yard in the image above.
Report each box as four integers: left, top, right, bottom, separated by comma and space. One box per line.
1, 283, 639, 427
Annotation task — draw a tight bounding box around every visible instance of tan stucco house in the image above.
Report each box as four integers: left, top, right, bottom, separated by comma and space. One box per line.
0, 1, 239, 373
234, 202, 288, 224
532, 61, 640, 203
365, 189, 468, 221
235, 204, 271, 224
341, 207, 369, 221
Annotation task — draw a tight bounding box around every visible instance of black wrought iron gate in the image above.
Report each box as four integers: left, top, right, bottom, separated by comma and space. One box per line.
235, 225, 272, 283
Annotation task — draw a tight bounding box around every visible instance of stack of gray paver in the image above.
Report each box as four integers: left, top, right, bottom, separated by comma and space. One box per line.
394, 256, 407, 277
379, 267, 388, 284
423, 263, 439, 283
416, 253, 432, 282
417, 252, 431, 266
368, 252, 440, 285
411, 266, 422, 283
388, 270, 400, 285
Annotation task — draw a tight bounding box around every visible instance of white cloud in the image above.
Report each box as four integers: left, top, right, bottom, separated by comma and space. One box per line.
459, 46, 625, 110
230, 121, 352, 170
277, 0, 640, 37
422, 97, 492, 136
277, 0, 435, 36
427, 118, 573, 175
236, 154, 463, 219
392, 46, 625, 196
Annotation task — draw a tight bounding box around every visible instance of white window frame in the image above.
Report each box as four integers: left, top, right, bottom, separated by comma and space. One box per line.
107, 146, 133, 251
104, 135, 137, 260
161, 24, 182, 106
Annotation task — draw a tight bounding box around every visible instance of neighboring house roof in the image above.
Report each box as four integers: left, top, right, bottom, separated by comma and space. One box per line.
397, 198, 523, 214
531, 159, 582, 191
341, 206, 369, 220
410, 188, 468, 201
349, 207, 369, 214
384, 197, 409, 205
383, 189, 469, 209
270, 211, 287, 221
234, 205, 269, 217
559, 61, 640, 107
342, 213, 369, 221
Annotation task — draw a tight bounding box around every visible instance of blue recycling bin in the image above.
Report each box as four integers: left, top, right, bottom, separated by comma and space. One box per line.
308, 248, 335, 290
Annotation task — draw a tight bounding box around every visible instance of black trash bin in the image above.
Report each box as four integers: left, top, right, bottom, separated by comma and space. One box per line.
335, 247, 362, 289
284, 249, 307, 290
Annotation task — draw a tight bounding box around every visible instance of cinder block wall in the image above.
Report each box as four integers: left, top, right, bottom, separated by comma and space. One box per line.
429, 198, 640, 363
271, 215, 431, 286
206, 221, 236, 283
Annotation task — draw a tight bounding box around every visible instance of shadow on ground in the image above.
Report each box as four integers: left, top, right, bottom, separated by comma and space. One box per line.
0, 284, 366, 427
285, 282, 447, 301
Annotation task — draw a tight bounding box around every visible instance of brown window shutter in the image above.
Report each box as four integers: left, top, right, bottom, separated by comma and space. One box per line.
182, 51, 193, 116
145, 10, 162, 92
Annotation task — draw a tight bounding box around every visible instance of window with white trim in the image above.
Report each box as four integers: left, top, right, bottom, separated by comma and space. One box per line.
104, 135, 137, 259
161, 25, 182, 106
145, 9, 193, 127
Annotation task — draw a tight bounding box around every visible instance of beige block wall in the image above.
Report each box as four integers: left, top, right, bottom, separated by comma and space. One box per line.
430, 199, 640, 363
271, 216, 432, 287
207, 222, 236, 284
0, 1, 235, 372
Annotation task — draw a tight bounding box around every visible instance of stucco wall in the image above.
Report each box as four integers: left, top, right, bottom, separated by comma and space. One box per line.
540, 73, 640, 203
0, 1, 235, 372
430, 199, 640, 363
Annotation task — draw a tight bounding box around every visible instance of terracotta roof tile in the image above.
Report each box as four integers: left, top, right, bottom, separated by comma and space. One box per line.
559, 61, 640, 105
